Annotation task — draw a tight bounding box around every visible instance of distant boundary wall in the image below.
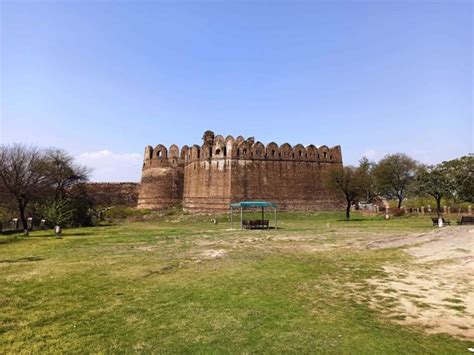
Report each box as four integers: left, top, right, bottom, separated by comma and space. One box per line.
84, 182, 139, 207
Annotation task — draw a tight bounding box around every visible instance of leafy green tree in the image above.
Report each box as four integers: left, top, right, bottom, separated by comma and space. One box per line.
358, 157, 376, 203
323, 165, 365, 221
414, 164, 453, 215
443, 155, 473, 203
36, 198, 74, 228
373, 153, 418, 208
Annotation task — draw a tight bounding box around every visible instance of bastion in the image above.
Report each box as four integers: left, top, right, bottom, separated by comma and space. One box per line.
137, 130, 343, 212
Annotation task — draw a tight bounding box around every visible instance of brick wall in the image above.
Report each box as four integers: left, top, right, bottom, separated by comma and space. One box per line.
138, 131, 344, 212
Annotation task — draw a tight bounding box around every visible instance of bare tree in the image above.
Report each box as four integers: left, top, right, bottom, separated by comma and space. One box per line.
44, 148, 90, 203
323, 165, 365, 220
373, 153, 418, 208
0, 145, 50, 230
0, 145, 90, 231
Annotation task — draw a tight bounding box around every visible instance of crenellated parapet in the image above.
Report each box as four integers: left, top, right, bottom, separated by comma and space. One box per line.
142, 131, 342, 169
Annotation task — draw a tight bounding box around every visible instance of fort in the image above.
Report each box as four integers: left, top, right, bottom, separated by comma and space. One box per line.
137, 130, 343, 212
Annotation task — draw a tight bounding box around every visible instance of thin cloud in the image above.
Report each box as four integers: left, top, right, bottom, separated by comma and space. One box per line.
76, 150, 142, 182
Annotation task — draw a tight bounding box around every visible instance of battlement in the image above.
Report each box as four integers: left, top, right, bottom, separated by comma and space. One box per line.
142, 131, 342, 170
138, 130, 344, 212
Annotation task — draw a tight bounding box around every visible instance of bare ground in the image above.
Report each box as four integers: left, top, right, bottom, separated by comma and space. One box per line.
367, 226, 474, 339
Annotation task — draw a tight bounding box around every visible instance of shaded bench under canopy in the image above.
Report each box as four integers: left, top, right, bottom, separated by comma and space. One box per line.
229, 201, 278, 230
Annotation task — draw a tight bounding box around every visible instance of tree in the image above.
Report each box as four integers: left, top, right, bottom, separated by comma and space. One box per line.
36, 149, 91, 228
373, 153, 418, 208
323, 165, 365, 220
443, 155, 474, 203
414, 164, 453, 215
358, 157, 376, 203
0, 145, 50, 231
0, 145, 91, 231
44, 148, 89, 203
36, 198, 74, 228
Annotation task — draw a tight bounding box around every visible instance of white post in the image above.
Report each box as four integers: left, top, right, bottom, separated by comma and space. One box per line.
438, 216, 444, 228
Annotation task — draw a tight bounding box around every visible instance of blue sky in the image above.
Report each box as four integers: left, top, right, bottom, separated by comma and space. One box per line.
1, 1, 472, 181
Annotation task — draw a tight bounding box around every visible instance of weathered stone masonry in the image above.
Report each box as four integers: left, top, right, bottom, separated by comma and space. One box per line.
137, 130, 343, 212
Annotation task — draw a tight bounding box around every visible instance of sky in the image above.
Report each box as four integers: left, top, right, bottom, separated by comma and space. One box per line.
1, 0, 472, 182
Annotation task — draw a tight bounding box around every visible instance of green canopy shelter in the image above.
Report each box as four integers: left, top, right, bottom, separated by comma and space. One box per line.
229, 201, 278, 230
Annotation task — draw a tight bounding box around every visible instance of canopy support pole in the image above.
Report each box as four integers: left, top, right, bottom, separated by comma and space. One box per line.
261, 206, 264, 223
230, 206, 233, 229
274, 207, 277, 230
240, 207, 243, 230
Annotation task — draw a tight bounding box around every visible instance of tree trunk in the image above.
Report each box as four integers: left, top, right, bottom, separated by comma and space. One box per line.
436, 197, 442, 216
18, 201, 28, 231
397, 197, 403, 209
346, 200, 351, 221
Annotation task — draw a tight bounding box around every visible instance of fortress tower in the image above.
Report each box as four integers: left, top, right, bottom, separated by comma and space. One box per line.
137, 130, 343, 212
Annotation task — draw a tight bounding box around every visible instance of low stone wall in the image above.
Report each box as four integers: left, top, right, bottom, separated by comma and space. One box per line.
84, 182, 139, 208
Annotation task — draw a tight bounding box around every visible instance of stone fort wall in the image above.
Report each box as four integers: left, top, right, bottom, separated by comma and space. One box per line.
137, 131, 343, 212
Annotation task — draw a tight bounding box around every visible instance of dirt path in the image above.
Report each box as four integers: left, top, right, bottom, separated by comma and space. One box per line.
369, 226, 474, 339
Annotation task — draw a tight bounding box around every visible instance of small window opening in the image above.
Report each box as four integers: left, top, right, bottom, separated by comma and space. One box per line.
323, 152, 327, 158
158, 151, 162, 158
197, 150, 200, 158
215, 149, 221, 155
272, 150, 275, 156
243, 149, 247, 155
223, 147, 227, 156
237, 149, 240, 156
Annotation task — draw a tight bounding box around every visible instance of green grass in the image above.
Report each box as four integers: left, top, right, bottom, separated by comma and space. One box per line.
0, 212, 469, 353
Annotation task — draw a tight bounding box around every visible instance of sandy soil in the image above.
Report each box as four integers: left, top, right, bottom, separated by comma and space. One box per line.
368, 226, 474, 339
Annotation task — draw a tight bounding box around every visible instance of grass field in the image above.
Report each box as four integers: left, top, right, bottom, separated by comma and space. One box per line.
0, 212, 471, 353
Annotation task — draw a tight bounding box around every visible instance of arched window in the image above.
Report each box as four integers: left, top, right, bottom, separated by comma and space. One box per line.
197, 150, 200, 158
272, 150, 275, 156
323, 152, 327, 158
243, 149, 247, 155
223, 147, 227, 156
